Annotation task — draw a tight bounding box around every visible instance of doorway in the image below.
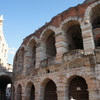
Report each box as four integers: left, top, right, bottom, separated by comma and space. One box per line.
69, 76, 89, 100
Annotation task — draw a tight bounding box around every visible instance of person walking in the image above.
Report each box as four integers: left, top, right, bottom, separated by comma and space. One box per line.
70, 96, 75, 100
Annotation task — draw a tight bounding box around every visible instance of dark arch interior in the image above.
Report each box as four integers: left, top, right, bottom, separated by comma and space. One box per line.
18, 48, 25, 72
32, 45, 36, 66
67, 25, 83, 50
69, 76, 89, 100
28, 40, 36, 67
44, 80, 57, 100
46, 32, 56, 57
93, 17, 100, 47
92, 16, 100, 29
91, 4, 100, 29
0, 75, 12, 100
91, 4, 100, 48
30, 85, 35, 100
97, 37, 100, 47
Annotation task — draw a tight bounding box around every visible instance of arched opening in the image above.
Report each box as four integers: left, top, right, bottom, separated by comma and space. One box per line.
68, 76, 89, 100
44, 80, 57, 100
27, 39, 36, 67
40, 29, 56, 66
26, 82, 35, 100
0, 75, 12, 100
92, 16, 100, 29
6, 84, 11, 100
30, 85, 35, 100
97, 37, 100, 47
63, 20, 83, 51
91, 4, 100, 47
46, 31, 56, 57
17, 84, 22, 100
18, 47, 25, 72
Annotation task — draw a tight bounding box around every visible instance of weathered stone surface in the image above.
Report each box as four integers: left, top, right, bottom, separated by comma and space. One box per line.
12, 0, 100, 100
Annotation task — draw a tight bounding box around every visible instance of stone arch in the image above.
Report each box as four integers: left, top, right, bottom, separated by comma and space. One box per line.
66, 74, 89, 89
66, 69, 98, 87
27, 36, 39, 46
84, 0, 100, 24
18, 46, 25, 72
20, 44, 26, 49
26, 37, 37, 67
40, 78, 57, 100
63, 70, 98, 100
84, 1, 100, 47
67, 75, 89, 100
16, 82, 23, 89
0, 75, 12, 100
61, 19, 83, 50
40, 26, 57, 59
60, 16, 82, 28
40, 26, 57, 40
16, 84, 22, 100
25, 81, 35, 100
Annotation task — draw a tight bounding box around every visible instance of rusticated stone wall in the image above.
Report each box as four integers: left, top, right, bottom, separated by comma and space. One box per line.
13, 0, 100, 100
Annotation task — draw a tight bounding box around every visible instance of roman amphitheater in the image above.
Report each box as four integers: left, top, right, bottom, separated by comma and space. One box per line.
1, 0, 100, 100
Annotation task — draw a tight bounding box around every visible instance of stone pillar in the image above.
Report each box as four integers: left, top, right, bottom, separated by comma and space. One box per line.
87, 78, 100, 100
22, 47, 32, 74
11, 83, 14, 100
88, 89, 100, 100
40, 83, 45, 100
35, 43, 41, 68
22, 94, 26, 100
39, 41, 46, 60
57, 82, 68, 100
22, 87, 28, 100
81, 22, 95, 55
36, 41, 47, 68
57, 90, 67, 100
55, 30, 68, 63
35, 83, 41, 100
14, 88, 17, 100
22, 50, 28, 75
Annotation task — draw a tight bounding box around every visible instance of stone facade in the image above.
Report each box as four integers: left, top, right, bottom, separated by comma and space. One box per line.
13, 0, 100, 100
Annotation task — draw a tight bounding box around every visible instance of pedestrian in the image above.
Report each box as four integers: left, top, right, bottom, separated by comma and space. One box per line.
70, 96, 75, 100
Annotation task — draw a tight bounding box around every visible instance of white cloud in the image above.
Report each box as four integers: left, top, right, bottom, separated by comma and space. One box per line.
8, 47, 17, 55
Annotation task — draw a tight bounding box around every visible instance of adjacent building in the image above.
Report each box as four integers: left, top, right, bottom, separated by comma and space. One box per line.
0, 15, 12, 100
0, 15, 8, 68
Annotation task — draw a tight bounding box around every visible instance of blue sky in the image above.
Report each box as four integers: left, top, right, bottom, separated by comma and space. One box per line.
0, 0, 85, 64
